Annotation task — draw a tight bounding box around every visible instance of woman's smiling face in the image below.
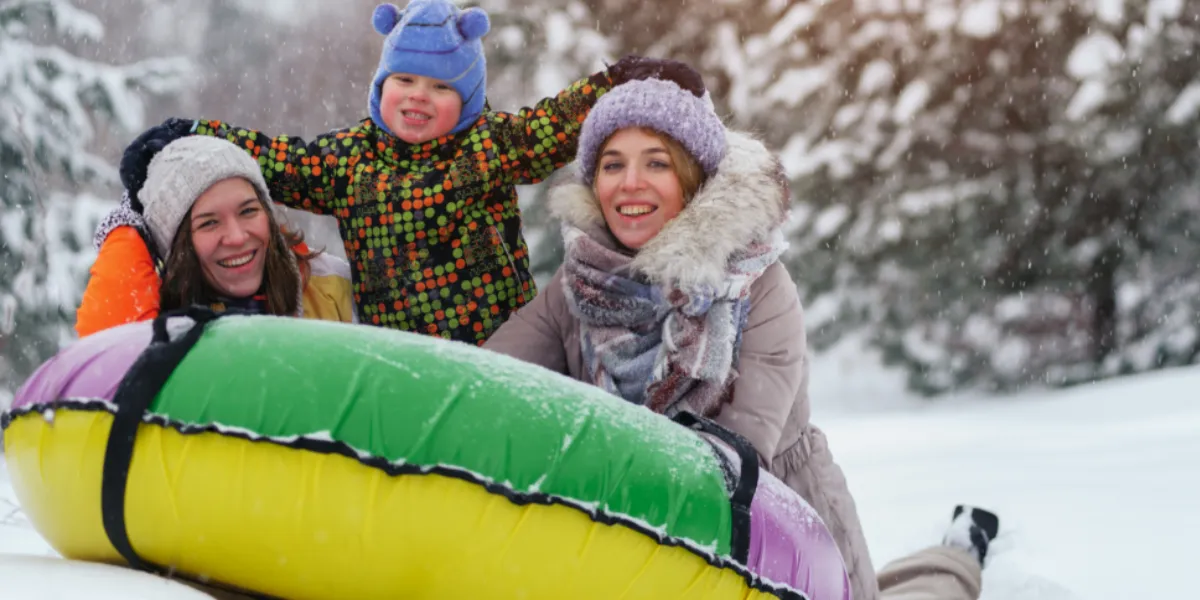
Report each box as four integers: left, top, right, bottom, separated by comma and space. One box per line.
187, 177, 271, 299
593, 128, 686, 250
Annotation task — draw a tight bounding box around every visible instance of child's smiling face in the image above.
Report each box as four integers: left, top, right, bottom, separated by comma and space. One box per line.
380, 73, 463, 144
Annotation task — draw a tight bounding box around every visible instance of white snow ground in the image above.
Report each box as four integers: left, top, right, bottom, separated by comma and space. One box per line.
3, 364, 1197, 599
813, 364, 1199, 600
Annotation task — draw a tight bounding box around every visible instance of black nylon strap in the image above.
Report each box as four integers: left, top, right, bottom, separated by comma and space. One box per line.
672, 411, 760, 566
101, 306, 222, 572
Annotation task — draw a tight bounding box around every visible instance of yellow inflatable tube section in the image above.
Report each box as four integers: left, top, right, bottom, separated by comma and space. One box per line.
6, 409, 778, 600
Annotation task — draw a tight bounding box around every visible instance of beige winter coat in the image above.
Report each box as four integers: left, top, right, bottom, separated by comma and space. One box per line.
484, 129, 881, 599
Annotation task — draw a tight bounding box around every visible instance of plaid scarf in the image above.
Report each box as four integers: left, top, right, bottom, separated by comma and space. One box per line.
562, 223, 787, 417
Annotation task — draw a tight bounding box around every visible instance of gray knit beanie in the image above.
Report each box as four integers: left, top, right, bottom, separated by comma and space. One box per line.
576, 78, 727, 186
139, 136, 273, 258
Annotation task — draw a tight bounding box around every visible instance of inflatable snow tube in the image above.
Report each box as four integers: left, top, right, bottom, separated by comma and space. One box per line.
2, 308, 848, 600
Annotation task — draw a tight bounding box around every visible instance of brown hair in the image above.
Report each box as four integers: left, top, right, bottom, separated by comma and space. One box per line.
595, 127, 707, 203
159, 190, 314, 316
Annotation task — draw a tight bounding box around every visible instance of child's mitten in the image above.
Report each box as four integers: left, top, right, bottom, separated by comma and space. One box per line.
608, 55, 707, 99
120, 117, 195, 210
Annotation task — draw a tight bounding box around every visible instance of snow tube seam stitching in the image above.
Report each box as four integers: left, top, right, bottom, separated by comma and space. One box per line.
3, 399, 810, 600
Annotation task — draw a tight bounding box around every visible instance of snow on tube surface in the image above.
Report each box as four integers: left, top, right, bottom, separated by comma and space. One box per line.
1, 308, 849, 600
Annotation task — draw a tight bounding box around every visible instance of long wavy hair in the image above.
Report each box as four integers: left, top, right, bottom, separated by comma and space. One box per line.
159, 189, 314, 315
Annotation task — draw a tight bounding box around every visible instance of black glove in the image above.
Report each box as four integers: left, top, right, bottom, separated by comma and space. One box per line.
607, 55, 707, 99
120, 117, 194, 211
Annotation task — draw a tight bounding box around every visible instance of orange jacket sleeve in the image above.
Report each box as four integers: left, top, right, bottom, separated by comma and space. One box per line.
75, 226, 162, 338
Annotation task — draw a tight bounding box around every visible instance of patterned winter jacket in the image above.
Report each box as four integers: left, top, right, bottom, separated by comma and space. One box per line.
192, 72, 612, 344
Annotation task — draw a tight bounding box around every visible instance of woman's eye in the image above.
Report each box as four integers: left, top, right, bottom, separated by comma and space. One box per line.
601, 162, 623, 172
240, 206, 260, 217
648, 160, 670, 170
196, 220, 217, 230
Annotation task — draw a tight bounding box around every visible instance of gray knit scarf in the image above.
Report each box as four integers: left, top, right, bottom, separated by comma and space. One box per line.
562, 223, 787, 417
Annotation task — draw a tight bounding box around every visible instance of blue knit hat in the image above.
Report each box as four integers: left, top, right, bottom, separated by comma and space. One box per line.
368, 0, 490, 138
577, 78, 727, 187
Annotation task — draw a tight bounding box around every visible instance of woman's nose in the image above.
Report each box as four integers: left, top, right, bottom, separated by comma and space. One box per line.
221, 223, 250, 246
620, 166, 645, 190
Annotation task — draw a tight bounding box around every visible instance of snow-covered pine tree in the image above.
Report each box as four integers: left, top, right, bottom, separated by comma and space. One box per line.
1078, 0, 1200, 377
723, 0, 1200, 394
768, 1, 1103, 394
0, 0, 187, 407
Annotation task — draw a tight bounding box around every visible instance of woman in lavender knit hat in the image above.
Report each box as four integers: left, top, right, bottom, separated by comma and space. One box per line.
485, 74, 999, 600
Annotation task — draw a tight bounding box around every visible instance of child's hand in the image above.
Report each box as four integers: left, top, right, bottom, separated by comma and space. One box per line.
120, 117, 195, 209
607, 55, 707, 99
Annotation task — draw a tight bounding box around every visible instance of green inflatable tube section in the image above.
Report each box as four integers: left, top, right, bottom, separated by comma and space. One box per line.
149, 317, 735, 556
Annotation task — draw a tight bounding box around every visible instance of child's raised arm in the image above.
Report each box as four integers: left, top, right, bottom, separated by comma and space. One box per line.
491, 56, 710, 186
191, 120, 348, 216
488, 71, 613, 186
120, 117, 348, 217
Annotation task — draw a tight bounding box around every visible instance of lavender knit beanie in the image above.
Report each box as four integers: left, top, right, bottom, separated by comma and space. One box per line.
577, 78, 726, 186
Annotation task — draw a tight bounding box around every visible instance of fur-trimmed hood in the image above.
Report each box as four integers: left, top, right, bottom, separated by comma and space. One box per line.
549, 129, 790, 290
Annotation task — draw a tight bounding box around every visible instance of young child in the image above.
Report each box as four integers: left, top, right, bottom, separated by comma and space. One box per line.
104, 0, 705, 345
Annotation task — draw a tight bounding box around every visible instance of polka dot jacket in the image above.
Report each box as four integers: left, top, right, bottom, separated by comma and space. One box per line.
194, 71, 612, 345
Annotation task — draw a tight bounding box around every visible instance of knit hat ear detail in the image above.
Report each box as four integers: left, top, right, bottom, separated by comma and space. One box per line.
372, 3, 403, 34
457, 8, 489, 41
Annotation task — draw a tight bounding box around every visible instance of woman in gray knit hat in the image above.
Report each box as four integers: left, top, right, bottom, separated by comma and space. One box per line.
75, 136, 356, 336
484, 76, 1000, 600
